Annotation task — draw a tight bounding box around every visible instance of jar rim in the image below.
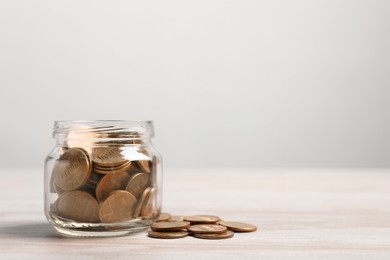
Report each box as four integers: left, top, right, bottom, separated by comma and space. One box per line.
55, 120, 153, 126
53, 120, 154, 139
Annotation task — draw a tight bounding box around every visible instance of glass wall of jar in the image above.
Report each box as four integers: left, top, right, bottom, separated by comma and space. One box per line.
44, 120, 162, 237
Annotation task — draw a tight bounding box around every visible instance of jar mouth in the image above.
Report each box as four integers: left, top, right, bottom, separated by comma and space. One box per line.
53, 120, 154, 140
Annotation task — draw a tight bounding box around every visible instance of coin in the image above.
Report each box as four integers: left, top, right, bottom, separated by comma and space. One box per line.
53, 148, 91, 191
84, 171, 103, 190
99, 190, 137, 223
91, 147, 128, 166
137, 160, 150, 174
134, 187, 152, 218
188, 224, 227, 234
56, 191, 99, 223
141, 188, 157, 219
95, 171, 131, 202
169, 216, 184, 222
125, 172, 149, 198
151, 156, 157, 176
219, 221, 257, 232
93, 161, 132, 175
151, 221, 190, 231
49, 172, 56, 193
192, 230, 234, 240
147, 230, 188, 239
183, 215, 220, 224
94, 160, 129, 168
156, 213, 171, 222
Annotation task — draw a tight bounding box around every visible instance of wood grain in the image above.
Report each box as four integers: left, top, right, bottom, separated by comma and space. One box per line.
0, 168, 389, 259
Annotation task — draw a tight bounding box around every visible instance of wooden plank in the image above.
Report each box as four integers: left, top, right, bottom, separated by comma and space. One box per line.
0, 169, 389, 259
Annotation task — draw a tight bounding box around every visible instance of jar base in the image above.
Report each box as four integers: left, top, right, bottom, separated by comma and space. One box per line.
46, 212, 157, 238
53, 225, 148, 238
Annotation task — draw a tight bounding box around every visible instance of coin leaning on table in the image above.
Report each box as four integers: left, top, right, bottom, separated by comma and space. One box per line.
147, 213, 257, 240
219, 221, 257, 232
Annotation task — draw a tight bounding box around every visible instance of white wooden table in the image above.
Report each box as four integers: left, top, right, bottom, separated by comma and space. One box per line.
1, 169, 390, 259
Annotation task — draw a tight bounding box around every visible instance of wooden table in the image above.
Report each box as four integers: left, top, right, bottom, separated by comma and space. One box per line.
1, 169, 389, 259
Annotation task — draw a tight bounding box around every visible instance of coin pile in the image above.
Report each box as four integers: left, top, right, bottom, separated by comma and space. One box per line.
50, 146, 157, 224
148, 214, 257, 239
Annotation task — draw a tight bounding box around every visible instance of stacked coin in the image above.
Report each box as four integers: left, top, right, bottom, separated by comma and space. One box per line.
51, 146, 157, 224
148, 214, 257, 239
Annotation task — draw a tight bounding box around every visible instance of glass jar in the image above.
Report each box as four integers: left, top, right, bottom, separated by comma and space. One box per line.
44, 120, 162, 237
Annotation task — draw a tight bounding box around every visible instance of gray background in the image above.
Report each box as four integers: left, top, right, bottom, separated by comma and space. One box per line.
1, 0, 389, 169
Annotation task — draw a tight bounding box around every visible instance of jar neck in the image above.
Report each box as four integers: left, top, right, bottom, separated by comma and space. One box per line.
53, 120, 154, 146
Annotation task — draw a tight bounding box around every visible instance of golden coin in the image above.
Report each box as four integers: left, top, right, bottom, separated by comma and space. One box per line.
93, 160, 130, 169
192, 230, 234, 240
151, 156, 157, 176
53, 148, 91, 191
91, 147, 128, 166
125, 172, 149, 198
99, 190, 137, 223
93, 161, 132, 175
219, 221, 257, 232
49, 172, 56, 193
169, 216, 184, 222
151, 221, 190, 231
134, 187, 152, 218
56, 191, 99, 223
141, 188, 157, 219
147, 230, 188, 239
126, 162, 143, 174
137, 160, 150, 174
52, 181, 65, 194
49, 202, 57, 214
84, 171, 103, 190
188, 224, 227, 234
95, 171, 131, 202
183, 215, 220, 224
156, 213, 171, 222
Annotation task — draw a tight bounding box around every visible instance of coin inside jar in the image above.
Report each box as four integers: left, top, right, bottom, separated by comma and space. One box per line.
56, 190, 99, 223
93, 160, 132, 175
95, 171, 131, 202
125, 172, 149, 198
91, 146, 128, 166
134, 187, 153, 218
99, 190, 137, 223
141, 188, 156, 219
188, 224, 227, 234
137, 160, 150, 173
53, 148, 91, 191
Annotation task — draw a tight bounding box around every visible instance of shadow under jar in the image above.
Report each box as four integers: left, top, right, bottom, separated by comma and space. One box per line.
44, 120, 162, 237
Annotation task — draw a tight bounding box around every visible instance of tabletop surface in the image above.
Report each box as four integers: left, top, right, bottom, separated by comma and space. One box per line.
0, 168, 389, 259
